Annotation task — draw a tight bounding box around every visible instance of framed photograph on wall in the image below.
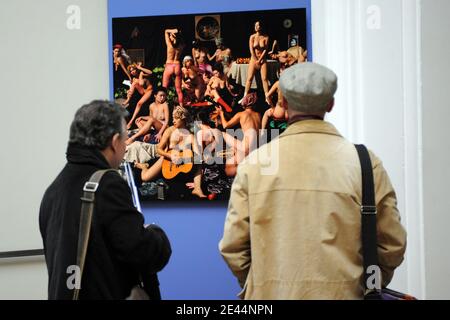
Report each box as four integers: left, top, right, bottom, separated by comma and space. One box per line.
195, 15, 221, 41
109, 0, 312, 202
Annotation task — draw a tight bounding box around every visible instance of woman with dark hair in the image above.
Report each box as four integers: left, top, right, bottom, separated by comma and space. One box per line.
192, 40, 213, 76
261, 78, 288, 139
190, 64, 234, 113
204, 64, 234, 113
126, 87, 169, 145
113, 44, 131, 92
239, 20, 270, 104
163, 29, 185, 107
125, 63, 154, 130
216, 93, 261, 177
122, 63, 153, 108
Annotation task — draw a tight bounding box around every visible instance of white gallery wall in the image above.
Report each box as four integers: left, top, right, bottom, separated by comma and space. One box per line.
420, 0, 450, 300
0, 0, 449, 299
313, 0, 450, 299
312, 0, 418, 297
0, 0, 109, 299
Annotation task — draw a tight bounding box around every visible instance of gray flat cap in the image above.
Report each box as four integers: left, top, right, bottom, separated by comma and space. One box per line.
279, 62, 338, 113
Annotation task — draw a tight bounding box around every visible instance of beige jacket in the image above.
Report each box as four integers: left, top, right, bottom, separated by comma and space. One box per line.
219, 120, 407, 300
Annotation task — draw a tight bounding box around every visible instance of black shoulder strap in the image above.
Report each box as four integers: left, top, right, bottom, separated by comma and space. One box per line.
354, 145, 379, 292
73, 169, 117, 300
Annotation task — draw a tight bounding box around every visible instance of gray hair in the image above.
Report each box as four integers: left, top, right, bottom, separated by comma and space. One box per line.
69, 100, 128, 150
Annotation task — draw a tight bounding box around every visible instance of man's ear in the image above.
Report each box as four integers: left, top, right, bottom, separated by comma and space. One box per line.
327, 99, 335, 113
110, 133, 121, 153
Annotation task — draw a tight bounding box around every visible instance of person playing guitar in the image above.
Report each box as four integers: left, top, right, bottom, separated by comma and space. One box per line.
134, 106, 207, 199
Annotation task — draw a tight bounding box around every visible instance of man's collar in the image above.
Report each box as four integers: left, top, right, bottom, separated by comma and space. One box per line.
280, 119, 343, 139
66, 143, 111, 169
288, 114, 324, 125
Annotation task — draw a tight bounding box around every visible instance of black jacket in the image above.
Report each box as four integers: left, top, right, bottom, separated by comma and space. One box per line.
39, 144, 171, 299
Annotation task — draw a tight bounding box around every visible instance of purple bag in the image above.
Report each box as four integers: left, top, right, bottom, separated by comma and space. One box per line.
365, 288, 417, 301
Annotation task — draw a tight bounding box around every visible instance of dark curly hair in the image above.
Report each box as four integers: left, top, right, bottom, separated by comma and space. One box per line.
69, 100, 128, 150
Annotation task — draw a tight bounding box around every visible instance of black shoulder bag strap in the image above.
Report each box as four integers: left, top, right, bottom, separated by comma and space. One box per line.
73, 169, 117, 300
354, 144, 381, 297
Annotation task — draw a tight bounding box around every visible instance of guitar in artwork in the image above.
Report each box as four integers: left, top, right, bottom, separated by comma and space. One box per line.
161, 149, 194, 180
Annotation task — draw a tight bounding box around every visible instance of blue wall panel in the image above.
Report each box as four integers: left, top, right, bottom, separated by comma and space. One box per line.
142, 202, 239, 299
109, 0, 312, 299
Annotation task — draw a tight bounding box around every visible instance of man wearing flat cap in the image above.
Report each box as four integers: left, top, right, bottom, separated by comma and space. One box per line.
219, 63, 407, 299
